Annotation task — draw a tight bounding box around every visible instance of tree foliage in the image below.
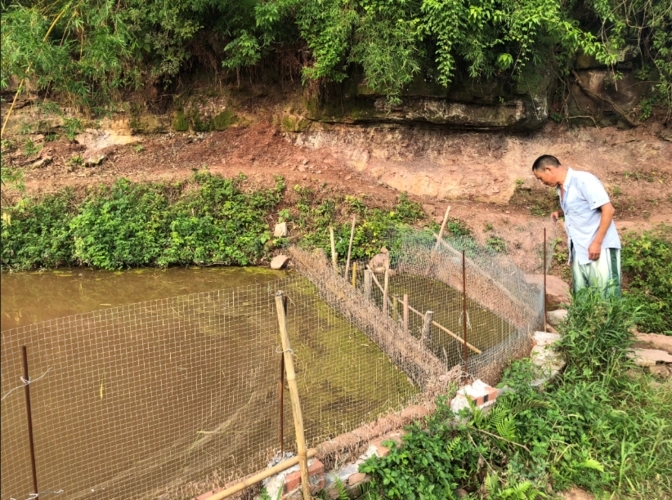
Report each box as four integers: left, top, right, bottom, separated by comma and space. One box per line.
1, 0, 671, 107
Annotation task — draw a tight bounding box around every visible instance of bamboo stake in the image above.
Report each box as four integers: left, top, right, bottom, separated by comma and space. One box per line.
367, 267, 395, 310
351, 262, 357, 287
382, 268, 390, 316
275, 293, 311, 500
462, 250, 469, 375
206, 449, 318, 500
393, 296, 399, 322
421, 311, 434, 346
22, 346, 38, 496
433, 206, 452, 252
344, 215, 356, 279
403, 294, 409, 335
329, 227, 338, 270
364, 269, 372, 300
406, 303, 482, 354
279, 295, 287, 455
543, 227, 547, 333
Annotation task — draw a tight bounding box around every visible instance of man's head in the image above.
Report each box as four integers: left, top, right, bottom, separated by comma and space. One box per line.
532, 155, 567, 187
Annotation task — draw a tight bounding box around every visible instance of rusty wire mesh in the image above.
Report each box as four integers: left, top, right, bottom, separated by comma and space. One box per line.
2, 225, 554, 499
1, 274, 418, 500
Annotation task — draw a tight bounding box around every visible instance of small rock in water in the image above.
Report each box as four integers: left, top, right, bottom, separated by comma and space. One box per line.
270, 255, 290, 270
274, 222, 288, 238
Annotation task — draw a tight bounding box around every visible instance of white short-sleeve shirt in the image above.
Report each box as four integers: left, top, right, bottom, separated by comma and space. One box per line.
559, 168, 621, 265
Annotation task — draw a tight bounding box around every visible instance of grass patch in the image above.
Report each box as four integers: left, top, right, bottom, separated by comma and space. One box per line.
358, 288, 672, 499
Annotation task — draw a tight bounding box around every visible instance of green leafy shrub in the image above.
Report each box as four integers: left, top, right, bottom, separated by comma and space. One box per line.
621, 226, 672, 333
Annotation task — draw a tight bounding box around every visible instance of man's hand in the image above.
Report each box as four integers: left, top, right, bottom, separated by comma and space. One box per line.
551, 211, 560, 223
588, 240, 602, 260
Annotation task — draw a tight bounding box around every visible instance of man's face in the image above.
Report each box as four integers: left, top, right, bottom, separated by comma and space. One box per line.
534, 167, 560, 187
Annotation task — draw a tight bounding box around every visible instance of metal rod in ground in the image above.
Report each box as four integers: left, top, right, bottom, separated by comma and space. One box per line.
275, 292, 311, 500
382, 268, 390, 316
329, 226, 338, 270
543, 228, 546, 331
344, 215, 356, 278
22, 345, 39, 496
279, 294, 288, 456
462, 251, 469, 376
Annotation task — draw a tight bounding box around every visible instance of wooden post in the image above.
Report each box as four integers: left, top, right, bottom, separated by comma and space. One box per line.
403, 294, 409, 335
422, 311, 434, 346
275, 292, 311, 500
364, 270, 372, 301
329, 227, 338, 270
22, 346, 38, 496
382, 268, 390, 315
432, 206, 451, 251
351, 262, 357, 287
344, 215, 356, 279
393, 296, 399, 322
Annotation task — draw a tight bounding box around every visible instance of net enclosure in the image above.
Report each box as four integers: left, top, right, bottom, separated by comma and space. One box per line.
2, 228, 551, 499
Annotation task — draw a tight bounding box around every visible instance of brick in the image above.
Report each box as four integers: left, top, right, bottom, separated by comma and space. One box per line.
283, 459, 324, 493
348, 472, 367, 486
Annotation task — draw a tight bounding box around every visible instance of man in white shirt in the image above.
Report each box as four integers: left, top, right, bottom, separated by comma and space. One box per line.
532, 155, 621, 296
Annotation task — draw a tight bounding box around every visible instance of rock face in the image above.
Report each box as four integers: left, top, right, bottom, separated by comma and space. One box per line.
524, 275, 571, 307
270, 254, 290, 270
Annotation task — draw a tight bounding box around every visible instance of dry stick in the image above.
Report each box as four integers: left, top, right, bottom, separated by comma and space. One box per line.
433, 206, 452, 252
344, 215, 356, 279
207, 449, 318, 500
275, 292, 311, 500
405, 302, 482, 354
329, 227, 338, 270
22, 346, 38, 496
433, 234, 535, 315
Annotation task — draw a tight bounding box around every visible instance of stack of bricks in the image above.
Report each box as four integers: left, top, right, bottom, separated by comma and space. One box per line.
282, 459, 326, 499
449, 379, 498, 414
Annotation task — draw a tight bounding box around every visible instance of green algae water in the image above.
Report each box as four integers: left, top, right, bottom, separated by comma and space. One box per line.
1, 268, 417, 499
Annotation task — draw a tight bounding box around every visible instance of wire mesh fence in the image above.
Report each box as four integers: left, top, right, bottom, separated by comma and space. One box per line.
2, 225, 554, 500
1, 274, 418, 500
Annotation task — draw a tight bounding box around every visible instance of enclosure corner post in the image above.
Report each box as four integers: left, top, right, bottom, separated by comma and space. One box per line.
275, 292, 311, 500
421, 311, 434, 346
364, 270, 372, 300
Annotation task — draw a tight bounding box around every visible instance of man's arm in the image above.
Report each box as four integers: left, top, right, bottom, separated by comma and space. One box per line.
588, 202, 615, 260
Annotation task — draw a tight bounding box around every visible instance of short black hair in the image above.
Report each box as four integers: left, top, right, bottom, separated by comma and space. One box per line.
532, 155, 561, 171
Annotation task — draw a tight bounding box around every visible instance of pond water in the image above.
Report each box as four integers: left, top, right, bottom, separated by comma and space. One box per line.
1, 268, 417, 500
1, 267, 286, 330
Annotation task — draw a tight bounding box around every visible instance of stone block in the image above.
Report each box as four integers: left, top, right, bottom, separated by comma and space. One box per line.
271, 255, 290, 270
274, 222, 288, 238
450, 379, 498, 413
348, 472, 367, 486
547, 309, 568, 327
524, 274, 571, 307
